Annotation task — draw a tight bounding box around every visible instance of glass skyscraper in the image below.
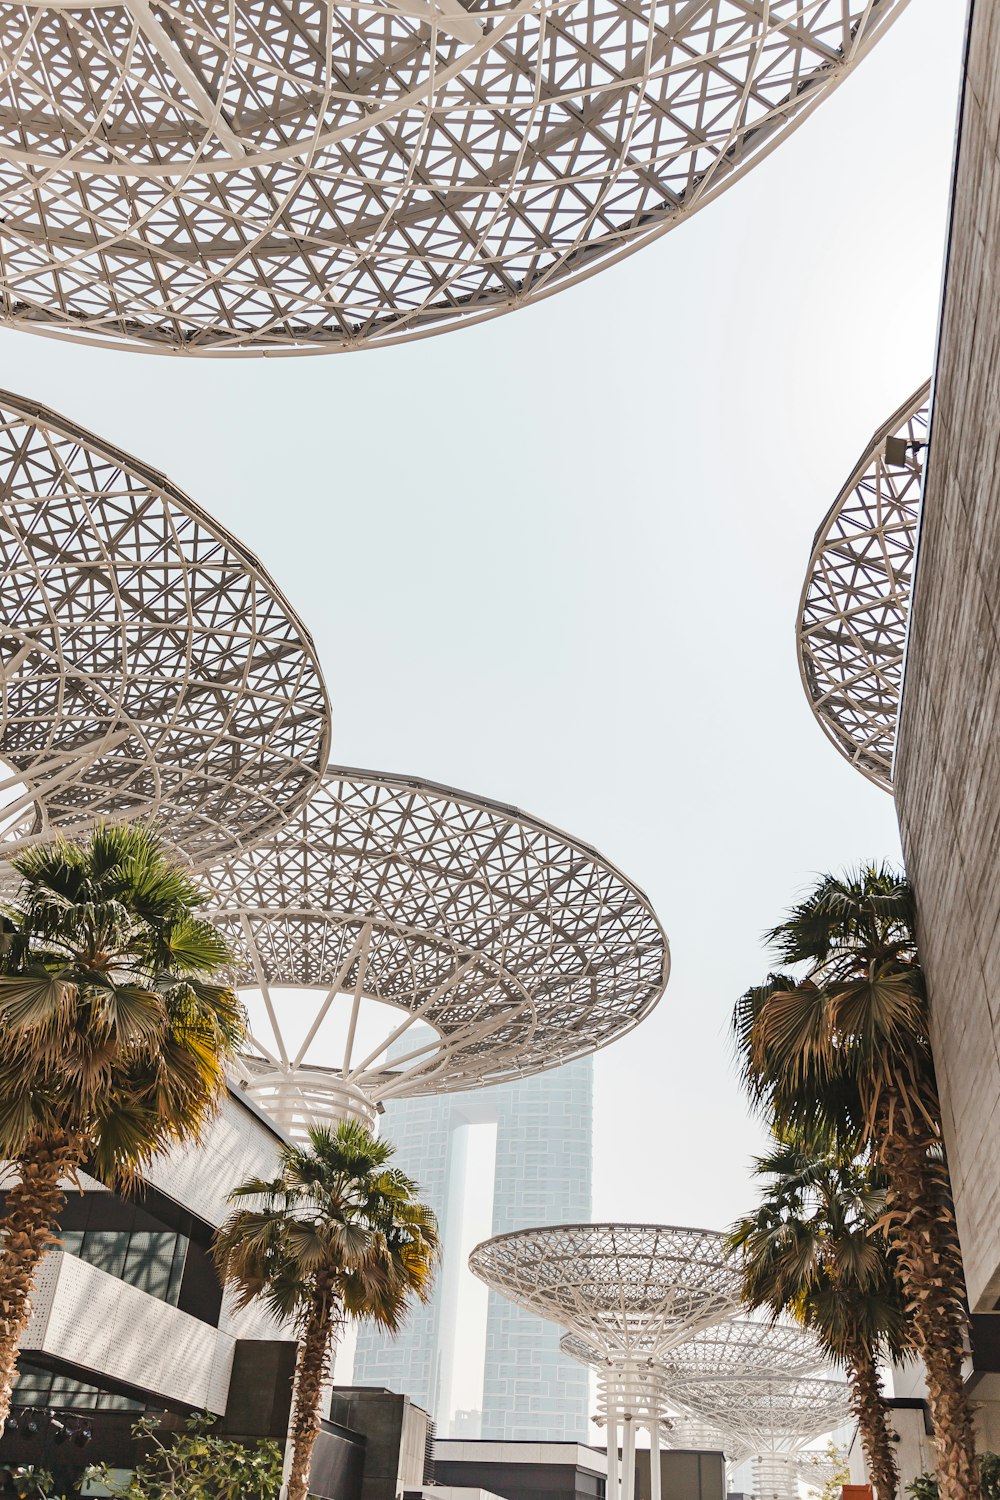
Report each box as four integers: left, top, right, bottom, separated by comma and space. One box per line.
352, 1057, 593, 1441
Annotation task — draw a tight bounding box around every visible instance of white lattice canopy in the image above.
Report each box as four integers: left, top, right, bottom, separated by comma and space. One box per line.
661, 1319, 824, 1382
0, 1, 908, 354
665, 1375, 851, 1453
469, 1224, 739, 1358
205, 769, 668, 1134
563, 1317, 823, 1384
663, 1413, 739, 1460
0, 391, 331, 860
560, 1316, 825, 1458
798, 382, 930, 791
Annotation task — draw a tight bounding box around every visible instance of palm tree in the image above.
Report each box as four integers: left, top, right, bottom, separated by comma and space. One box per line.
733, 867, 977, 1500
730, 1143, 912, 1500
0, 823, 243, 1424
214, 1121, 439, 1500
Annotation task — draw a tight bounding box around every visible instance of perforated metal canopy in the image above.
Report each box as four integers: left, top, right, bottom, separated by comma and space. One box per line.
798, 382, 930, 791
665, 1374, 851, 1451
205, 768, 668, 1133
0, 0, 909, 354
562, 1317, 823, 1382
469, 1224, 739, 1358
0, 391, 331, 859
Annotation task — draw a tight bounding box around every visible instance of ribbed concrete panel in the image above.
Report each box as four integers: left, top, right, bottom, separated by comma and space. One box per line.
21, 1252, 235, 1412
895, 0, 1000, 1312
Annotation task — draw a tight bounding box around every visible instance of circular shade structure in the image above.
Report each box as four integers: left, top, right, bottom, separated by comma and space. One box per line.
0, 391, 331, 859
798, 381, 930, 791
560, 1318, 824, 1472
665, 1375, 852, 1500
205, 768, 669, 1135
658, 1318, 823, 1383
469, 1224, 739, 1500
0, 0, 909, 355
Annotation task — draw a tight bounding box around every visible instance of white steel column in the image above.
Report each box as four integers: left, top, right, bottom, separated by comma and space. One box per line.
622, 1414, 637, 1500
607, 1405, 622, 1500
648, 1421, 661, 1500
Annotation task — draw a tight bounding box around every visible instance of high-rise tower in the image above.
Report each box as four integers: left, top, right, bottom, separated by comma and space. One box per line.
352, 1058, 593, 1440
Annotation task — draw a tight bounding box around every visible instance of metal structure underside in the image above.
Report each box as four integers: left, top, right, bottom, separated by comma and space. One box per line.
0, 390, 330, 860
559, 1317, 825, 1456
798, 381, 930, 791
468, 1224, 740, 1358
205, 768, 668, 1132
0, 0, 909, 354
663, 1413, 740, 1460
562, 1317, 823, 1385
664, 1374, 852, 1455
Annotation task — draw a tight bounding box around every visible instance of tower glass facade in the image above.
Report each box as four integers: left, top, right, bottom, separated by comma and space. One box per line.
352, 1058, 593, 1441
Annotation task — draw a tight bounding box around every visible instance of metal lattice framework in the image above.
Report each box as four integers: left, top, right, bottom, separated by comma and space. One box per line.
560, 1320, 822, 1415
470, 1224, 740, 1500
205, 769, 668, 1134
662, 1413, 740, 1461
469, 1224, 740, 1358
665, 1375, 852, 1500
561, 1318, 825, 1468
798, 382, 930, 791
667, 1374, 850, 1450
0, 1, 908, 355
659, 1319, 824, 1383
0, 390, 331, 860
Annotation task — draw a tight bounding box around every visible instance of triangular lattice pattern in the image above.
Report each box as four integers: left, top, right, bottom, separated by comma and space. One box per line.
469, 1223, 739, 1359
0, 391, 331, 859
798, 382, 930, 791
664, 1374, 851, 1454
206, 767, 669, 1100
0, 0, 906, 352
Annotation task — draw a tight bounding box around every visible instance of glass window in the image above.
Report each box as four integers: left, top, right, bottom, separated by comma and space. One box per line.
80, 1231, 130, 1280
121, 1232, 186, 1304
12, 1363, 142, 1413
57, 1229, 188, 1309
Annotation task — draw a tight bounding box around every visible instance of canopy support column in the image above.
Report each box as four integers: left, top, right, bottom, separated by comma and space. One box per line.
648, 1421, 661, 1500
622, 1414, 636, 1500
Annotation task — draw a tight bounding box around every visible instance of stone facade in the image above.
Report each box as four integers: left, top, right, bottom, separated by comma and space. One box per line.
895, 0, 1000, 1313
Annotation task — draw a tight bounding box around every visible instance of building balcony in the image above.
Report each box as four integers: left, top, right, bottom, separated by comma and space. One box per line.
20, 1250, 236, 1413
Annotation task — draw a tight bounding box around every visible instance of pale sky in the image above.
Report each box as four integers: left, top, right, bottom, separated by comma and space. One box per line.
3, 0, 967, 1246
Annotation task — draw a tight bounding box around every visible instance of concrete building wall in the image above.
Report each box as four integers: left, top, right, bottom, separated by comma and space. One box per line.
894, 0, 1000, 1314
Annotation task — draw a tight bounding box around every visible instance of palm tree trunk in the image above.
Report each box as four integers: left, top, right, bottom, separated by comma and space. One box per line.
0, 1128, 87, 1425
287, 1286, 337, 1500
879, 1108, 979, 1500
844, 1335, 898, 1500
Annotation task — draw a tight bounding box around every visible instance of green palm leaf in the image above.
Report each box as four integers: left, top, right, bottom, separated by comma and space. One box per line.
0, 967, 75, 1028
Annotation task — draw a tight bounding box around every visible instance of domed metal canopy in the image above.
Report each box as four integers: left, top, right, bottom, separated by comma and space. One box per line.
471, 1224, 740, 1500
562, 1317, 823, 1383
667, 1373, 850, 1447
663, 1413, 740, 1462
204, 769, 668, 1134
469, 1224, 739, 1357
798, 382, 930, 791
0, 391, 331, 859
667, 1375, 852, 1500
0, 0, 908, 354
559, 1318, 824, 1467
